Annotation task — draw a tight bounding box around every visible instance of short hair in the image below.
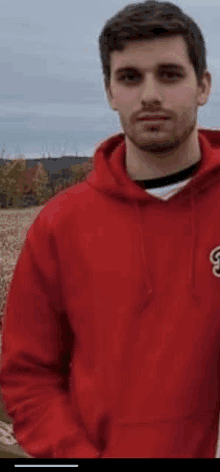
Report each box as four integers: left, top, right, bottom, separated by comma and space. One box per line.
98, 1, 207, 89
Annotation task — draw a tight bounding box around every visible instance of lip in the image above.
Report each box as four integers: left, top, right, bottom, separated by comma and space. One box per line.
138, 117, 170, 121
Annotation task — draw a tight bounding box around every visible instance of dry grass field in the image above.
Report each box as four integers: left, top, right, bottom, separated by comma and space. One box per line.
0, 206, 44, 457
0, 205, 45, 322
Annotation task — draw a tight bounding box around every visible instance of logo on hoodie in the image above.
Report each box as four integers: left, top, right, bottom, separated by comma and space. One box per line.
209, 246, 220, 277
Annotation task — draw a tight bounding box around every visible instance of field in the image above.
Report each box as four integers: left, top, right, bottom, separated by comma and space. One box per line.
0, 205, 45, 322
0, 206, 43, 457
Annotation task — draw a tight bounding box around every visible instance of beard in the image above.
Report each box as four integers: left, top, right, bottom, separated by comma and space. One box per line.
120, 112, 197, 157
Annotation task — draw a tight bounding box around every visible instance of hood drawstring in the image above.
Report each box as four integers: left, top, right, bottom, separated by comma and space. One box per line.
134, 201, 153, 308
189, 186, 198, 304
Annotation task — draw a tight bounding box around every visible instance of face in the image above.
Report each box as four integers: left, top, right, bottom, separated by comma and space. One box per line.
105, 35, 211, 157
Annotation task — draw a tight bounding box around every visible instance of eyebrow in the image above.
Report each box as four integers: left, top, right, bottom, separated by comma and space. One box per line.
114, 63, 187, 76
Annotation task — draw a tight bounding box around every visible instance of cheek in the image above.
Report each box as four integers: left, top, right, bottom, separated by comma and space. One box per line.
112, 85, 138, 105
169, 85, 196, 104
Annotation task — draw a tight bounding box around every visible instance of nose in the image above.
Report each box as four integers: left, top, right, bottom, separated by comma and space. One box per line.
140, 74, 163, 103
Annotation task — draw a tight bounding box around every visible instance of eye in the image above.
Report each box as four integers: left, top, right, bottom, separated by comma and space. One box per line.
162, 71, 183, 80
118, 71, 183, 83
118, 73, 139, 83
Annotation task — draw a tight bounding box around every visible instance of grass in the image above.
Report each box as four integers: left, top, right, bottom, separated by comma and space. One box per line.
0, 204, 44, 453
0, 207, 36, 457
0, 205, 45, 324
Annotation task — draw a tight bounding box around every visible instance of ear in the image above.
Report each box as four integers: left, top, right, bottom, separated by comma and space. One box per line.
105, 83, 117, 111
197, 71, 212, 107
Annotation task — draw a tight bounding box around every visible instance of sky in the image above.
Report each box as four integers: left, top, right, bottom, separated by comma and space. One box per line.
0, 0, 220, 158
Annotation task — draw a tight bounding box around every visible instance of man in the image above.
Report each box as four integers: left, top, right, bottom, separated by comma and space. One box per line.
1, 1, 220, 459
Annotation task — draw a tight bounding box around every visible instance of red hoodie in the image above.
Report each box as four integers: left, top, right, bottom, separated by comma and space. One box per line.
1, 127, 220, 459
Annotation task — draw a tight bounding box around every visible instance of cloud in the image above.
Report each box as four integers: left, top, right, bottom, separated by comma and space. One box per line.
0, 94, 24, 100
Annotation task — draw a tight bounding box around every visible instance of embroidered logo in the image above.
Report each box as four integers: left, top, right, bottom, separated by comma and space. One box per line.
209, 246, 220, 278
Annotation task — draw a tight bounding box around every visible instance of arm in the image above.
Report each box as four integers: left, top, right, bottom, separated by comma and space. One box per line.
0, 209, 100, 458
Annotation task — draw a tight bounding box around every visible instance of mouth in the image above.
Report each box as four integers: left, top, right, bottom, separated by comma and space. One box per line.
138, 117, 170, 122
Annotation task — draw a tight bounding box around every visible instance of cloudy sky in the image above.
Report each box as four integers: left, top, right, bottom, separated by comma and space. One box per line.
0, 0, 220, 158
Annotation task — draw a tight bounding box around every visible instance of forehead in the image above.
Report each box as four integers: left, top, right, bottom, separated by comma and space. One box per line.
111, 35, 191, 72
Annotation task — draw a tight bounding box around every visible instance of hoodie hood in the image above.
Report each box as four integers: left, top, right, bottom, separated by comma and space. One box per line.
86, 127, 220, 303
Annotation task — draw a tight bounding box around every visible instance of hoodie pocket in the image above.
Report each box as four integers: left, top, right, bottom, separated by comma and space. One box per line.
101, 422, 153, 458
100, 414, 218, 458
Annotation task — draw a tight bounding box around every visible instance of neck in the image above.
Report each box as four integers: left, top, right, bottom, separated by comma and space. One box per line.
125, 126, 201, 181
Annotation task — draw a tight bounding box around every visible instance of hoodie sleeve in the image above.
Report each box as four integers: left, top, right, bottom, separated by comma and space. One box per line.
0, 209, 100, 458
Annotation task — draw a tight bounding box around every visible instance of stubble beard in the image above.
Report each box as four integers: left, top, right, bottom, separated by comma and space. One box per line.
121, 114, 197, 157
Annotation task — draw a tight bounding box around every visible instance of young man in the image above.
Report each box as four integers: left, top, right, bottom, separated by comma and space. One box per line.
0, 1, 220, 459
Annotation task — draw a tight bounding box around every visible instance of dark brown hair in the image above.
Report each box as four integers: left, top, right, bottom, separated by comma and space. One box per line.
98, 1, 207, 89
